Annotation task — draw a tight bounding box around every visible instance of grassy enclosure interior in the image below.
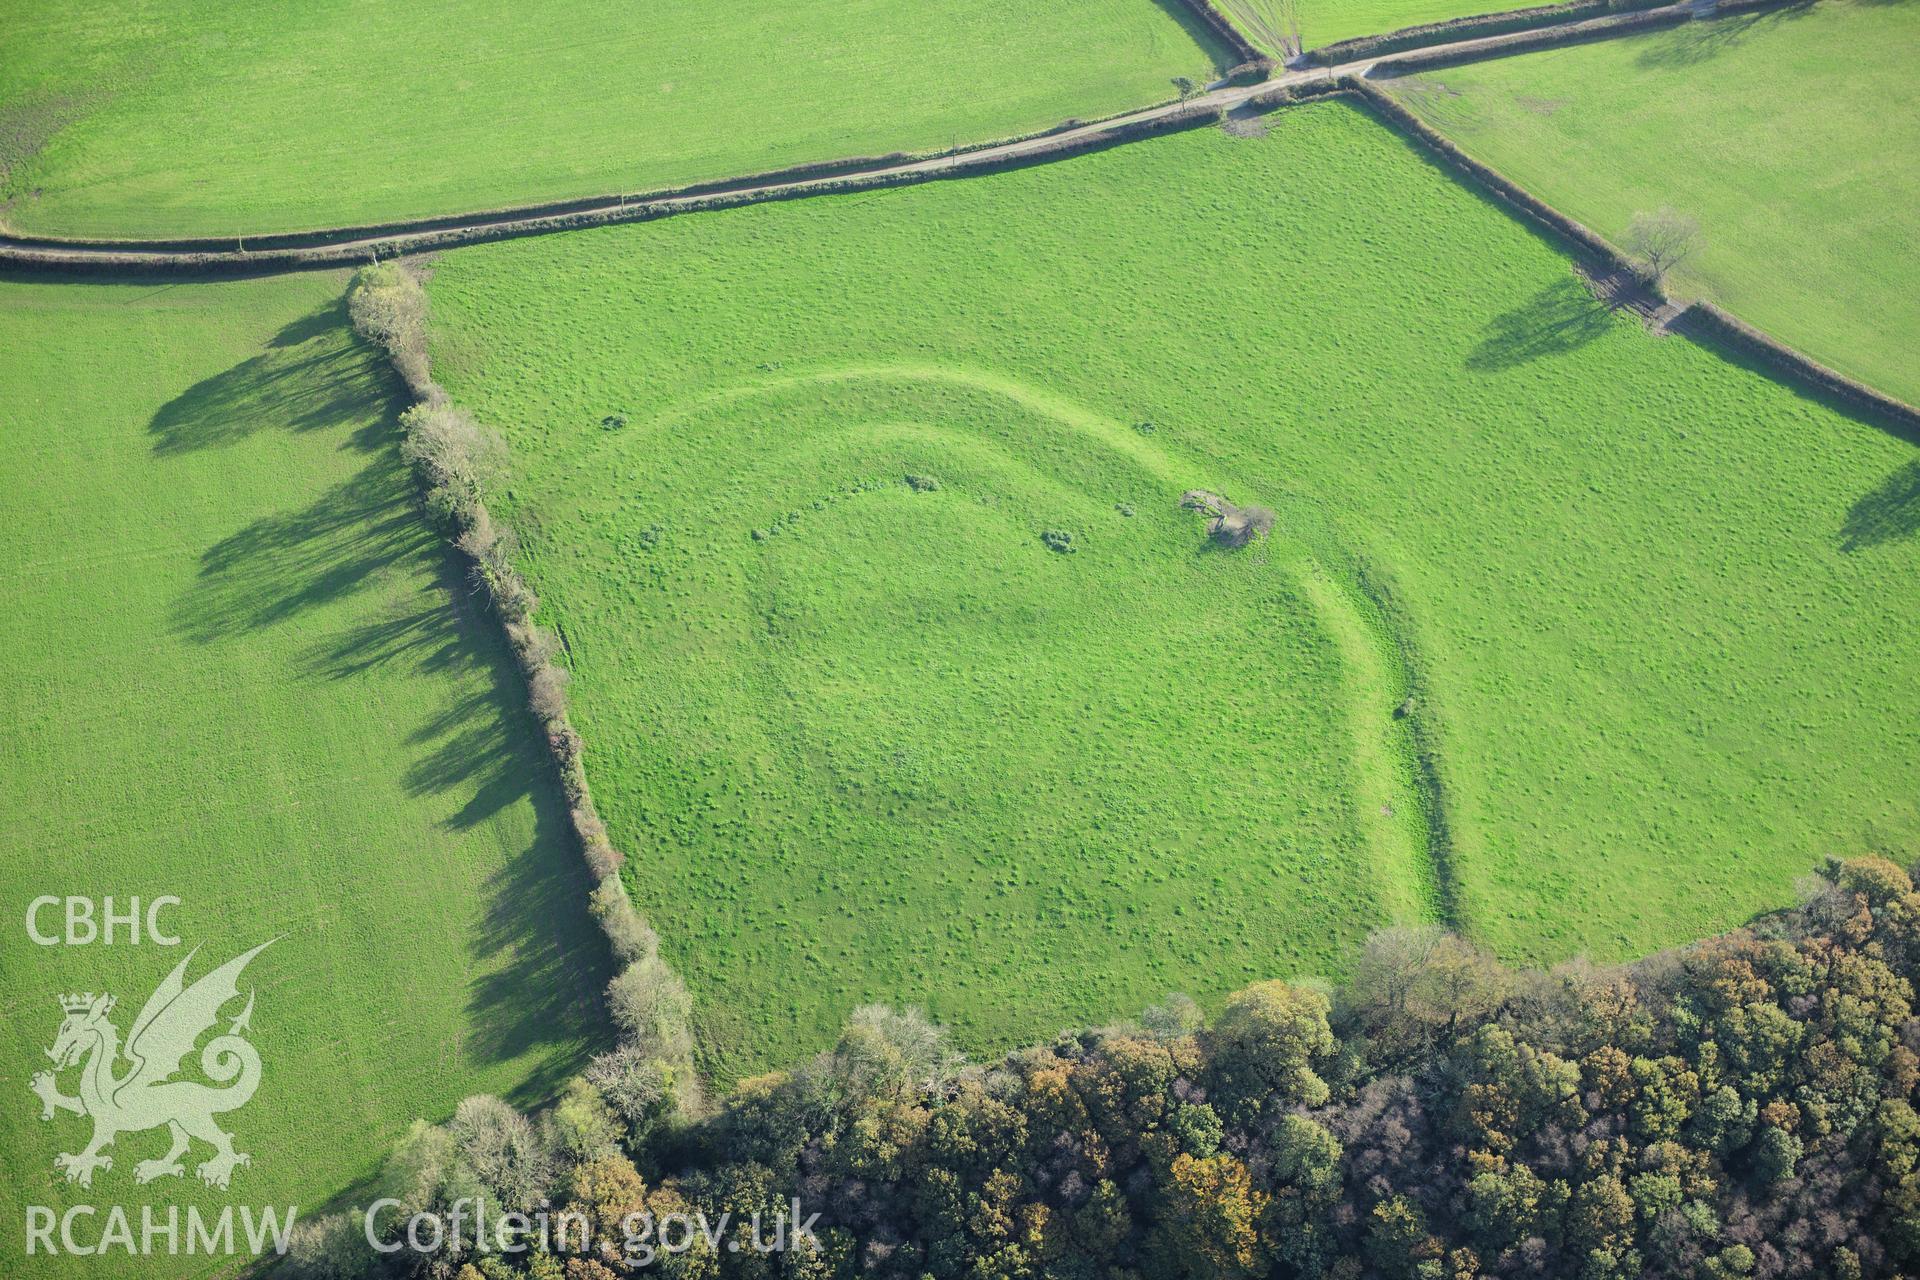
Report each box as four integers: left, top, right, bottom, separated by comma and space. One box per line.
1383, 0, 1920, 404
0, 273, 608, 1278
0, 0, 1229, 238
424, 100, 1920, 1081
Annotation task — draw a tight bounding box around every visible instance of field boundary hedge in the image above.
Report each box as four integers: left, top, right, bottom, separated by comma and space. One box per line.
1340, 76, 1636, 269
2, 0, 1806, 274
1332, 74, 1920, 435
0, 96, 1214, 258
11, 3, 1903, 434
346, 264, 705, 1116
1362, 0, 1793, 71
1675, 303, 1920, 437
0, 103, 1230, 276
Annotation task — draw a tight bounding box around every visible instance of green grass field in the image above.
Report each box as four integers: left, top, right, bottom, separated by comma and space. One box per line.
0, 0, 1228, 239
1226, 0, 1560, 53
424, 101, 1920, 1081
0, 273, 608, 1277
1384, 0, 1920, 405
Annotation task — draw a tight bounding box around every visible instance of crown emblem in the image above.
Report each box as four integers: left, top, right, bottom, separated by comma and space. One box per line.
60, 993, 110, 1014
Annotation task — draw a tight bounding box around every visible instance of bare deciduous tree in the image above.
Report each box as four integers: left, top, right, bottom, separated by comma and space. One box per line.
398, 403, 505, 497
1624, 206, 1702, 285
1343, 926, 1512, 1060
279, 1213, 368, 1280
1141, 992, 1205, 1040
527, 664, 570, 723
449, 1095, 554, 1214
810, 1004, 963, 1100
346, 262, 433, 396
585, 1043, 673, 1130
590, 878, 658, 965
606, 958, 695, 1062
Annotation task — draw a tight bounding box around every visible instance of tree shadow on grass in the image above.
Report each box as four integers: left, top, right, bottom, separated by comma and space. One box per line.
1466, 275, 1615, 371
148, 301, 386, 456
181, 454, 611, 1090
173, 457, 434, 642
1840, 458, 1920, 552
1145, 0, 1239, 74
467, 795, 615, 1098
305, 598, 470, 681
178, 454, 551, 823
408, 578, 614, 1082
165, 298, 610, 1108
323, 550, 547, 830
392, 565, 615, 1083
1634, 1, 1817, 70
404, 688, 541, 831
265, 305, 339, 348
309, 546, 613, 1083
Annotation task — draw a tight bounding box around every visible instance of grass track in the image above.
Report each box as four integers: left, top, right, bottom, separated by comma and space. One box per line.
0, 272, 608, 1277
426, 100, 1920, 1078
0, 0, 1227, 238
1383, 0, 1920, 404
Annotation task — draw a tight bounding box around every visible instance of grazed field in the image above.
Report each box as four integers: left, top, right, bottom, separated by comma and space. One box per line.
429, 321, 1442, 1078
425, 101, 1920, 1080
1385, 0, 1920, 404
1227, 0, 1558, 52
0, 273, 608, 1277
0, 0, 1226, 238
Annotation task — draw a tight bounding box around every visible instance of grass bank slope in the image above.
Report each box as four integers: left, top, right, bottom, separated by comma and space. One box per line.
0, 0, 1227, 239
427, 102, 1920, 1079
1384, 0, 1920, 404
0, 273, 609, 1277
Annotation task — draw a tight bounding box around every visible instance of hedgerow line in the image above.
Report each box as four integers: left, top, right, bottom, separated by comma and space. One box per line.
346, 262, 705, 1123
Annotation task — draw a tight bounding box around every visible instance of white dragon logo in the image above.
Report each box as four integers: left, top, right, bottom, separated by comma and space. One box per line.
30, 941, 271, 1191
